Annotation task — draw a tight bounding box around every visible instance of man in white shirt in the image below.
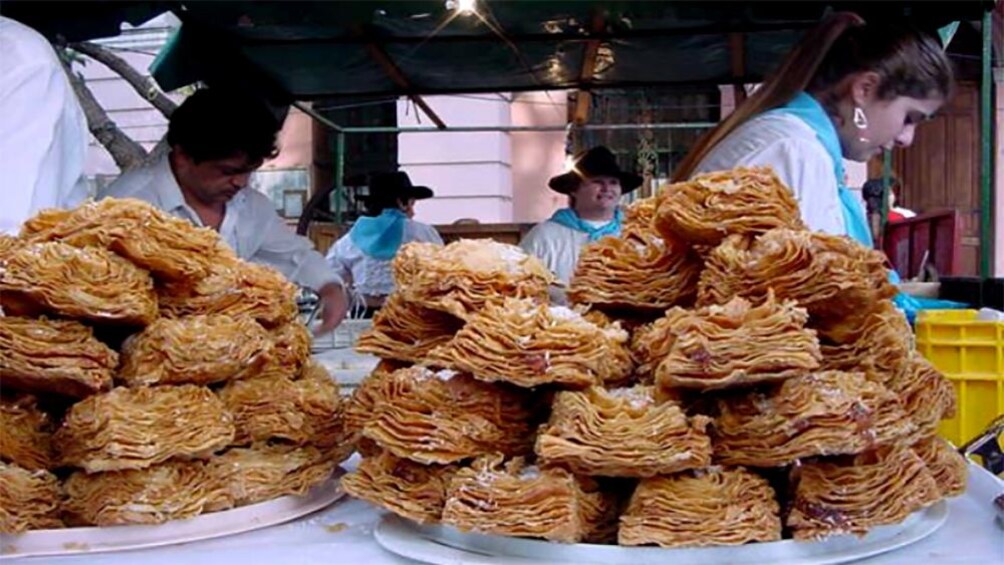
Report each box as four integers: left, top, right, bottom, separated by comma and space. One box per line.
0, 16, 89, 234
519, 146, 642, 304
100, 88, 348, 333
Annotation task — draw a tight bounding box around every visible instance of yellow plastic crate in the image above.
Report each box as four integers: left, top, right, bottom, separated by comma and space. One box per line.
915, 310, 1004, 446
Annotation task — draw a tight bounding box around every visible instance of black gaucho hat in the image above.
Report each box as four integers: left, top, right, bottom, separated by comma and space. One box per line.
368, 171, 434, 201
547, 146, 643, 194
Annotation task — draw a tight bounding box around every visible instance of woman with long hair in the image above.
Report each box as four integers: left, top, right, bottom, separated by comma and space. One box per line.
675, 13, 953, 247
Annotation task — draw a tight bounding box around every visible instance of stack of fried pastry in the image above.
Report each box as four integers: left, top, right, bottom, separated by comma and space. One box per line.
358, 367, 534, 464
0, 198, 351, 534
698, 229, 896, 321
619, 467, 782, 547
427, 297, 631, 388
340, 165, 967, 549
712, 371, 915, 467
393, 239, 554, 320
568, 198, 702, 312
787, 446, 941, 539
341, 451, 459, 524
535, 386, 712, 477
654, 166, 805, 246
652, 292, 822, 391
441, 454, 617, 543
355, 293, 464, 364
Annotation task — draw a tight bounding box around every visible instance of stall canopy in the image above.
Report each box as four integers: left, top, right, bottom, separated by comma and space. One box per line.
4, 1, 995, 102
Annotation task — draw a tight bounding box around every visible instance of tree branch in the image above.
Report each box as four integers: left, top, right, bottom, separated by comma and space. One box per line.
69, 41, 178, 119
58, 56, 148, 171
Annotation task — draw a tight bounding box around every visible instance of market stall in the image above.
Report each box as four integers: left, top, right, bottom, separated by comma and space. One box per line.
2, 1, 1003, 564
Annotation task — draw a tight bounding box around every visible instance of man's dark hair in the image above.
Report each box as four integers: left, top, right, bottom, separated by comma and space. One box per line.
167, 88, 280, 163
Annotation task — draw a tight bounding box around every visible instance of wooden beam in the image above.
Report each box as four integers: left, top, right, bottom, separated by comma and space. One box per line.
361, 38, 447, 129
729, 32, 747, 104
573, 12, 606, 126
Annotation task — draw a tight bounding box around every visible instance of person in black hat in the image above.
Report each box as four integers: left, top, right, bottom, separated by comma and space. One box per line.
519, 146, 642, 303
325, 171, 442, 314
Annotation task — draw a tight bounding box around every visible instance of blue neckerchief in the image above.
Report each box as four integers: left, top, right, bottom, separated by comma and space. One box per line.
549, 208, 622, 241
768, 92, 874, 247
348, 208, 407, 260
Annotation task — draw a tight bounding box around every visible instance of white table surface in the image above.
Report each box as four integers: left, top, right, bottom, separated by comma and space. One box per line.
11, 460, 1004, 565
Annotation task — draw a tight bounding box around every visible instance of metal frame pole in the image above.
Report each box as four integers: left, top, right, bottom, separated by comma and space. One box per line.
980, 9, 994, 279
334, 131, 345, 227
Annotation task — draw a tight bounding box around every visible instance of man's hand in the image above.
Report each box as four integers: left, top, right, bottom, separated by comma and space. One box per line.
314, 282, 348, 336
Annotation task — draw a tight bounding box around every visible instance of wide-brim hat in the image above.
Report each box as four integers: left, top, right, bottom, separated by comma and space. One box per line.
368, 171, 434, 201
547, 146, 643, 195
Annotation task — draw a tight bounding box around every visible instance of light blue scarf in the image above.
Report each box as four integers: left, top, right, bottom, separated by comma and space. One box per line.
549, 208, 623, 241
769, 92, 874, 247
348, 208, 407, 260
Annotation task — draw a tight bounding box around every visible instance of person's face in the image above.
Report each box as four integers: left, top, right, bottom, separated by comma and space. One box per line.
399, 198, 417, 218
839, 72, 944, 161
572, 175, 622, 214
172, 148, 262, 206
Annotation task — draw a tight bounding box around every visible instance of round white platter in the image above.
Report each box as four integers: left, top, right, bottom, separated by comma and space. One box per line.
374, 500, 948, 565
0, 472, 345, 560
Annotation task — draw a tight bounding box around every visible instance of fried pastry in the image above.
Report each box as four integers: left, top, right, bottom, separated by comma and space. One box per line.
0, 242, 158, 326
0, 234, 20, 261
698, 230, 896, 321
654, 166, 804, 246
361, 367, 535, 464
912, 436, 967, 498
787, 445, 941, 539
579, 309, 636, 386
819, 301, 913, 385
441, 454, 616, 543
427, 298, 631, 389
344, 361, 405, 456
393, 240, 554, 320
118, 315, 273, 387
887, 356, 957, 440
712, 371, 915, 467
157, 253, 298, 328
630, 309, 691, 381
0, 316, 117, 398
0, 395, 53, 471
535, 386, 712, 477
619, 467, 782, 547
62, 460, 223, 526
217, 370, 346, 450
653, 293, 822, 391
568, 199, 701, 312
259, 321, 313, 379
19, 198, 221, 282
205, 443, 335, 510
0, 462, 62, 533
355, 293, 464, 364
54, 385, 235, 473
341, 451, 458, 524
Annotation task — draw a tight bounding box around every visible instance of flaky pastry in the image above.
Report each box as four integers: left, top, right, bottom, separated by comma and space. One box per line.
0, 395, 53, 471
654, 166, 804, 246
653, 292, 822, 391
0, 316, 117, 398
911, 436, 967, 498
361, 367, 535, 464
787, 445, 941, 539
393, 240, 553, 320
427, 298, 631, 388
619, 467, 781, 547
341, 451, 458, 524
535, 386, 711, 477
355, 293, 464, 364
0, 242, 158, 326
442, 454, 616, 543
0, 462, 62, 533
19, 198, 221, 282
55, 385, 235, 473
205, 443, 335, 509
713, 371, 915, 467
118, 315, 273, 387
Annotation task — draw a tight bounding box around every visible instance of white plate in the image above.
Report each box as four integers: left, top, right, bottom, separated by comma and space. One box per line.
1, 472, 346, 560
374, 501, 948, 565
